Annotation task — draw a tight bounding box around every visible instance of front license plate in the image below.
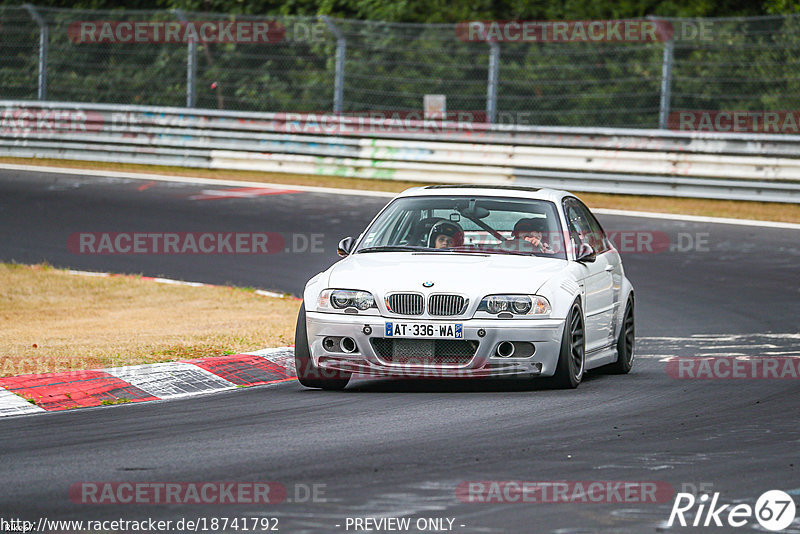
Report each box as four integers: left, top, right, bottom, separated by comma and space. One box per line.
384, 322, 463, 339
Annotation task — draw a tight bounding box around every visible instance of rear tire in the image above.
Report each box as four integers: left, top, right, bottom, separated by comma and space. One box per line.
605, 296, 635, 374
549, 300, 585, 389
294, 303, 350, 390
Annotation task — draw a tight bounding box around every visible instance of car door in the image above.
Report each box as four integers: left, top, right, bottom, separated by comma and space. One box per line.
563, 198, 615, 352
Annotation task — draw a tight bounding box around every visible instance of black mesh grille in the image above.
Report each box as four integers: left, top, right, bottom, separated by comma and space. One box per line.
386, 293, 424, 315
371, 338, 478, 365
428, 294, 466, 316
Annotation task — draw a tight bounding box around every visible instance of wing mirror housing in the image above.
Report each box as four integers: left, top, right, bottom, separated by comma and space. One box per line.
576, 243, 596, 263
337, 236, 355, 257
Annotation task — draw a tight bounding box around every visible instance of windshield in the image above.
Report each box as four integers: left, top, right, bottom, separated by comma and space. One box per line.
355, 195, 567, 259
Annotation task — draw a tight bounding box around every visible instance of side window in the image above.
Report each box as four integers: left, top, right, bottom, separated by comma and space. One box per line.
563, 198, 608, 254
564, 203, 584, 252
577, 200, 609, 253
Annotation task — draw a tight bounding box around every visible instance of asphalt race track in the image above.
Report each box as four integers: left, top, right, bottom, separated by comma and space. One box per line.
1, 168, 799, 533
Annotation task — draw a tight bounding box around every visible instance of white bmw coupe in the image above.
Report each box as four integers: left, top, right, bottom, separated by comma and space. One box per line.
295, 185, 635, 390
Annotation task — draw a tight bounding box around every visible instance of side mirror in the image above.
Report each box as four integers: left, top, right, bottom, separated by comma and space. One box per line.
337, 236, 355, 257
576, 243, 596, 263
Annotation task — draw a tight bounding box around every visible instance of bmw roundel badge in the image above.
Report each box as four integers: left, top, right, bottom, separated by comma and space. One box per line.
422, 281, 434, 288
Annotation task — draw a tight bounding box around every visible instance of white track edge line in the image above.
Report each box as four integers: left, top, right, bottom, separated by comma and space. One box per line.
592, 207, 800, 230
0, 163, 397, 198
66, 269, 296, 298
1, 163, 797, 228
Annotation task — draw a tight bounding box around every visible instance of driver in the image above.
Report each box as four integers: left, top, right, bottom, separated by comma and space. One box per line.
512, 218, 555, 254
428, 221, 464, 249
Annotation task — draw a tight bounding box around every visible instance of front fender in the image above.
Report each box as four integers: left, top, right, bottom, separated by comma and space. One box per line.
302, 271, 330, 312
536, 274, 583, 320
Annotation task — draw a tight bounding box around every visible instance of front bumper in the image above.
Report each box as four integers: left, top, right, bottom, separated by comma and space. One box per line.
306, 311, 565, 378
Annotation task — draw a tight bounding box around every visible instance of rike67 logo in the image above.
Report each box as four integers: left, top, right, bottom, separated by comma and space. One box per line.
668, 490, 796, 531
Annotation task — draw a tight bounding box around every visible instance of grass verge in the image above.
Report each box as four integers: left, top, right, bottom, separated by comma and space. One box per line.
0, 263, 300, 377
1, 157, 798, 224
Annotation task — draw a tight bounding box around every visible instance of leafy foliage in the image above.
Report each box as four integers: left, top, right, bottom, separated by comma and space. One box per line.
1, 2, 799, 127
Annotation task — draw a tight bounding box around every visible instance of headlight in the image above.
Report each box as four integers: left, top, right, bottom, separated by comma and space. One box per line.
318, 289, 376, 311
478, 294, 551, 316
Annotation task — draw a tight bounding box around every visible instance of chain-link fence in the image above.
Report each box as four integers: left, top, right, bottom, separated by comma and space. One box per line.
2, 6, 800, 129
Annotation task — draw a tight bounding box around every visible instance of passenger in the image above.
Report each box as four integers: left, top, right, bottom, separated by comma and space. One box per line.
428, 221, 464, 249
512, 218, 555, 254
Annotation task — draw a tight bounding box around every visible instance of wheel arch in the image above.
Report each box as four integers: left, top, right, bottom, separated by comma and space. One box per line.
617, 276, 635, 336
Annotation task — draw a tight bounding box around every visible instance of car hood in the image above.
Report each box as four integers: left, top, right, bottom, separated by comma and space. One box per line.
326, 252, 567, 296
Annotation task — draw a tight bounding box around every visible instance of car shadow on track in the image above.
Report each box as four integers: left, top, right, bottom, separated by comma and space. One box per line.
309, 372, 612, 394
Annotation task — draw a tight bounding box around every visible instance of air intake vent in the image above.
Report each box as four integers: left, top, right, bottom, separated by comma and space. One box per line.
386, 293, 424, 315
428, 294, 467, 316
371, 338, 478, 365
560, 280, 579, 294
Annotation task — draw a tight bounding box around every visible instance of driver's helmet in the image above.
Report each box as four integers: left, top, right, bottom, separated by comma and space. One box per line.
428, 220, 464, 248
512, 217, 547, 238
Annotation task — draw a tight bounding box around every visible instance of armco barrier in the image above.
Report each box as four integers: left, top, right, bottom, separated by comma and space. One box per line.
1, 100, 799, 203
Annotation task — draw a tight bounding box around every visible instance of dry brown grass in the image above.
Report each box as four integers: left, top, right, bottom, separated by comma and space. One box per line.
1, 157, 797, 223
0, 263, 300, 377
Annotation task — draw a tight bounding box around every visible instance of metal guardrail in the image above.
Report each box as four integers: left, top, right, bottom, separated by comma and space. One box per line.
1, 100, 798, 203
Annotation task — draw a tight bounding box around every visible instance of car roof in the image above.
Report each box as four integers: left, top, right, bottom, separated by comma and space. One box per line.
396, 184, 572, 203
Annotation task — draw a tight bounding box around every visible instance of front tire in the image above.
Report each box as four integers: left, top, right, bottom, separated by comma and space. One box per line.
549, 300, 585, 389
294, 303, 350, 390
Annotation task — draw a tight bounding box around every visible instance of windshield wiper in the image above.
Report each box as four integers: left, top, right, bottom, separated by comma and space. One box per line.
478, 248, 536, 256
356, 245, 430, 253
